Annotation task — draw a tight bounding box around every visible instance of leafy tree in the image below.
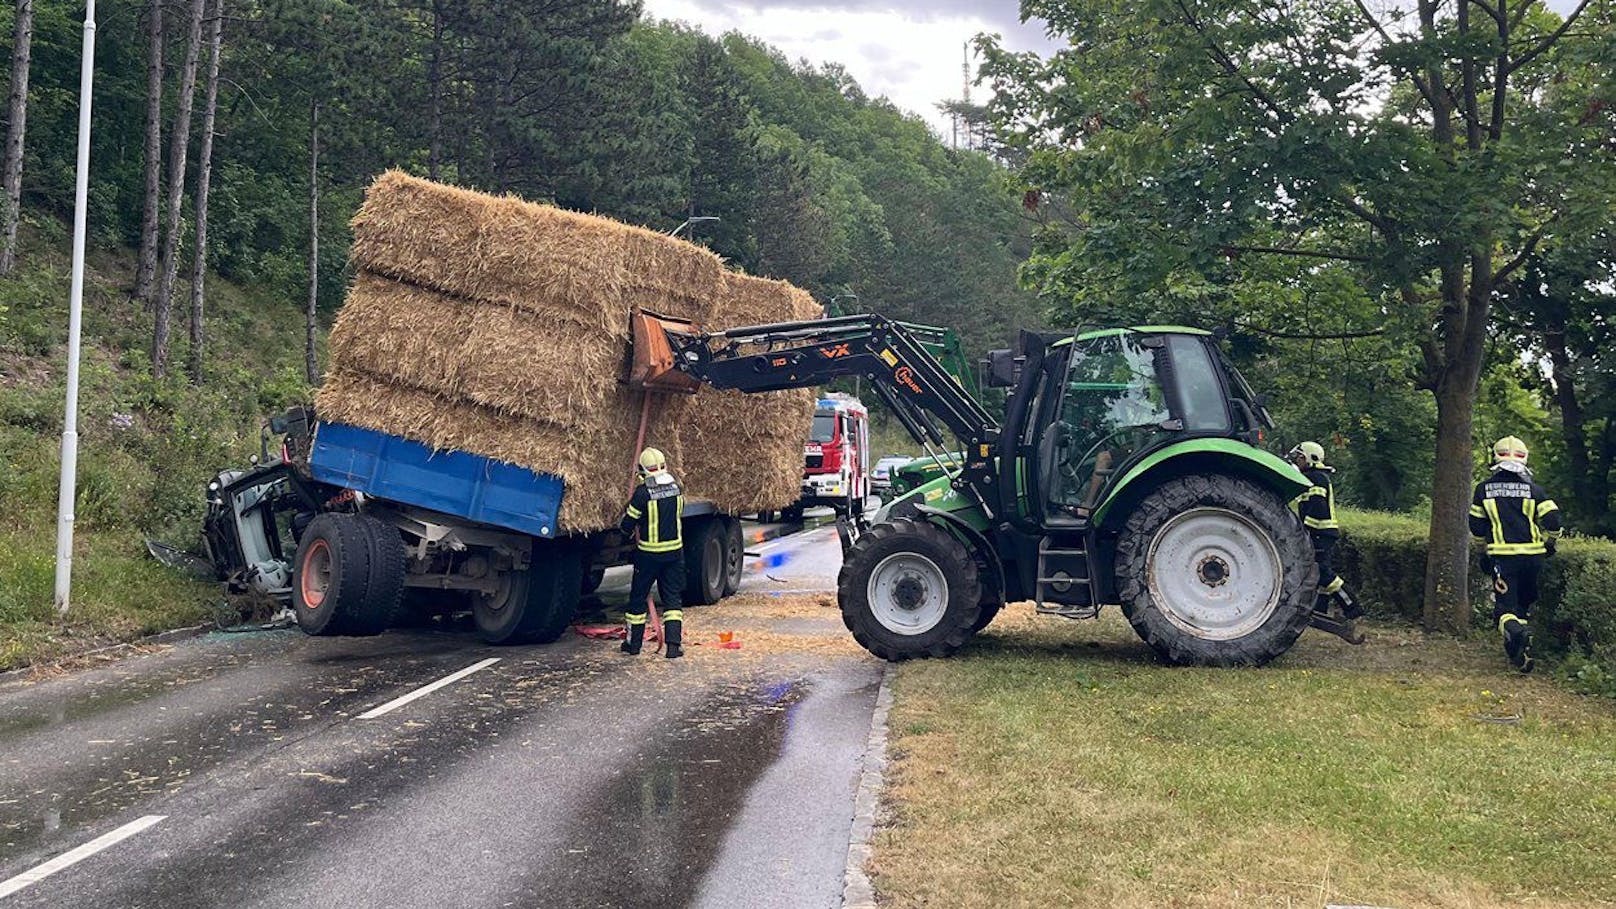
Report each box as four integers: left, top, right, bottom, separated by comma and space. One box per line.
982, 0, 1614, 630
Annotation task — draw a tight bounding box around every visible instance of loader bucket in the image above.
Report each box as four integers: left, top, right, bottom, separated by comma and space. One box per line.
628, 310, 703, 393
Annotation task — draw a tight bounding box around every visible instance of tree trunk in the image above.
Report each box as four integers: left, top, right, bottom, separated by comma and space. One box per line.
305, 99, 320, 386
427, 0, 442, 181
1423, 378, 1481, 631
0, 0, 34, 276
135, 0, 164, 303
186, 0, 224, 383
1421, 264, 1493, 632
152, 0, 207, 378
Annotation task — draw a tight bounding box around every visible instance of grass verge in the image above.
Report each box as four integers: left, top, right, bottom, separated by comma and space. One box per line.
875, 605, 1616, 908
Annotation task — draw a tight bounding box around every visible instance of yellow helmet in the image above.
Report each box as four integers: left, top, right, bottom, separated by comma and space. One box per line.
638, 447, 667, 472
1288, 441, 1326, 468
1493, 436, 1528, 464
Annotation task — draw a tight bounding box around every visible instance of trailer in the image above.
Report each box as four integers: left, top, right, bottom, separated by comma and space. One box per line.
200, 408, 747, 644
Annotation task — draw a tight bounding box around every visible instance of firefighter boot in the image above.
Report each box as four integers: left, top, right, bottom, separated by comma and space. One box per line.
1500, 614, 1533, 674
621, 617, 646, 656
1334, 587, 1364, 620
664, 619, 684, 660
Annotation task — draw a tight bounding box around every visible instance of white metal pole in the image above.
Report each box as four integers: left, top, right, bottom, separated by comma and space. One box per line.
53, 0, 97, 616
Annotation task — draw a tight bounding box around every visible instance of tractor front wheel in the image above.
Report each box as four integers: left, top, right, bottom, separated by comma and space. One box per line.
1114, 474, 1314, 667
837, 517, 981, 661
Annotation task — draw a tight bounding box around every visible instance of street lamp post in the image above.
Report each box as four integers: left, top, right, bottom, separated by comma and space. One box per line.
54, 0, 97, 615
670, 216, 719, 239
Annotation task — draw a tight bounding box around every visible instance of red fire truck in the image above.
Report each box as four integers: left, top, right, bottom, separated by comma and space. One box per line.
775, 393, 869, 522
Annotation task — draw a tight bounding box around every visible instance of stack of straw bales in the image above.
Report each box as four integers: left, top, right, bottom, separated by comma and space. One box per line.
318, 171, 820, 532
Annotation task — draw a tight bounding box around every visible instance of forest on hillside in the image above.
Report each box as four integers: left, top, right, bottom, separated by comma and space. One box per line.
0, 0, 1043, 368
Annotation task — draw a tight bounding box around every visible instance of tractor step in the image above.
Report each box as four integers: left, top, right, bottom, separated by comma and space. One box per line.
1034, 534, 1097, 611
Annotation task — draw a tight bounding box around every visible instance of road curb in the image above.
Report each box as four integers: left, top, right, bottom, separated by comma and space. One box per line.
0, 622, 213, 682
842, 663, 894, 908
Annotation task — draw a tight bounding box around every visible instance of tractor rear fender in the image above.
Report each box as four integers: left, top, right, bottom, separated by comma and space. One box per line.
912, 504, 1006, 607
1091, 439, 1310, 530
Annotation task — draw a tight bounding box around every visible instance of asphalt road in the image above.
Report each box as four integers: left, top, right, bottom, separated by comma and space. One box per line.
0, 520, 878, 908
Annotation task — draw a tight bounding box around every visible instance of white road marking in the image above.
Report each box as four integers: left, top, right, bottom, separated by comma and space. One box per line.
356, 658, 500, 720
0, 815, 166, 899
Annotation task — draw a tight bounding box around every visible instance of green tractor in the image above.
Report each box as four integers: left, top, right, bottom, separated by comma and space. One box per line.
634, 315, 1321, 666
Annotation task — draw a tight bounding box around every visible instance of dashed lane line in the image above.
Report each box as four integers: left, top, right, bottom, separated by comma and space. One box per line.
356, 657, 501, 720
0, 815, 167, 900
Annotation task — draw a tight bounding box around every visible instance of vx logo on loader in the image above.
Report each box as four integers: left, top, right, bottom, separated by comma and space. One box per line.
818, 343, 852, 359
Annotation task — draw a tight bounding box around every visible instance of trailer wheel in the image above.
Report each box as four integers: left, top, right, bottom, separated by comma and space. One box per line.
1114, 474, 1315, 667
837, 517, 981, 661
350, 515, 406, 635
474, 541, 584, 645
722, 518, 744, 596
782, 504, 805, 524
683, 520, 726, 606
292, 514, 371, 636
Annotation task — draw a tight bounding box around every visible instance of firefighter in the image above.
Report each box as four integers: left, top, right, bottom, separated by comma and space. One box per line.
1470, 436, 1562, 673
619, 447, 686, 659
1288, 441, 1365, 644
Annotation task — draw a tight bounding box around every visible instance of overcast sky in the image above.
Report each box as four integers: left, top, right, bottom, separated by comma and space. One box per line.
642, 0, 1585, 140
642, 0, 1057, 139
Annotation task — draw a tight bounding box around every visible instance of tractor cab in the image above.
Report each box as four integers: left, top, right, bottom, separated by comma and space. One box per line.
1013, 327, 1274, 528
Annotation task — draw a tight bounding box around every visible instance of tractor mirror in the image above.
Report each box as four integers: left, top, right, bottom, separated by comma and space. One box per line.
269, 415, 287, 435
986, 349, 1019, 388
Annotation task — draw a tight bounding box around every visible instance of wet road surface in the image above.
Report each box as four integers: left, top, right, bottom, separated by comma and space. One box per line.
0, 522, 878, 908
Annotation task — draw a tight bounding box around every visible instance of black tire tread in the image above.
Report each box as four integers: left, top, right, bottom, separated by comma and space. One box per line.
349, 514, 406, 635
836, 517, 982, 661
1113, 474, 1315, 667
292, 513, 371, 636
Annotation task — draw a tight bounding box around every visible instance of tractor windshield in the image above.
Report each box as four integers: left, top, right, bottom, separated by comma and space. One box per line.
1045, 334, 1172, 516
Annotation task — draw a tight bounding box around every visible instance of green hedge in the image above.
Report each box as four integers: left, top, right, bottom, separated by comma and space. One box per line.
1335, 509, 1616, 693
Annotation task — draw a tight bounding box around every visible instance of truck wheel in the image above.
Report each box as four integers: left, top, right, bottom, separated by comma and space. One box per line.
837, 517, 981, 661
474, 541, 584, 645
347, 515, 406, 635
683, 520, 726, 606
1114, 474, 1315, 667
292, 513, 371, 636
581, 563, 606, 597
722, 518, 744, 596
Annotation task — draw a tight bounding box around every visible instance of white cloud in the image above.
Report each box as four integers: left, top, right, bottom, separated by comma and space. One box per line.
642, 0, 1055, 139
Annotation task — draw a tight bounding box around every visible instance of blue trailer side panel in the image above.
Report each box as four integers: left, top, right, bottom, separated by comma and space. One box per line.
309, 422, 564, 538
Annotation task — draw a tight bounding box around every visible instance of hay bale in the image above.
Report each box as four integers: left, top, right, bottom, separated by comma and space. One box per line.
717, 273, 823, 329
675, 388, 816, 514
350, 170, 723, 337
327, 272, 622, 425
326, 172, 824, 529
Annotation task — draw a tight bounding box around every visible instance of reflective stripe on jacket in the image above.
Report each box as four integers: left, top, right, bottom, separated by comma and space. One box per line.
622, 475, 685, 553
1291, 467, 1339, 536
1469, 470, 1562, 556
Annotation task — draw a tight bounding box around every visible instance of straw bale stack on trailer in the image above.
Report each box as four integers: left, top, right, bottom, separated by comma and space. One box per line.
317, 170, 818, 532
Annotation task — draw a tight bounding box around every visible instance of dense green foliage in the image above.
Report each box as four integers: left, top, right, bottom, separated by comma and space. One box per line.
1336, 509, 1616, 695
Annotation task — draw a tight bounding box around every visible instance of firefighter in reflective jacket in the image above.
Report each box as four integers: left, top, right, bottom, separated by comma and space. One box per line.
1470, 436, 1562, 673
620, 447, 686, 659
1289, 441, 1365, 644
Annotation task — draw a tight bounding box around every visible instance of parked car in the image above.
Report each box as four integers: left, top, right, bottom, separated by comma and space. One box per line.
871, 455, 913, 497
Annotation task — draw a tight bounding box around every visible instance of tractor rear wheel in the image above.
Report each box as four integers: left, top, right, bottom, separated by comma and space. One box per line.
837, 517, 981, 661
1114, 474, 1314, 666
